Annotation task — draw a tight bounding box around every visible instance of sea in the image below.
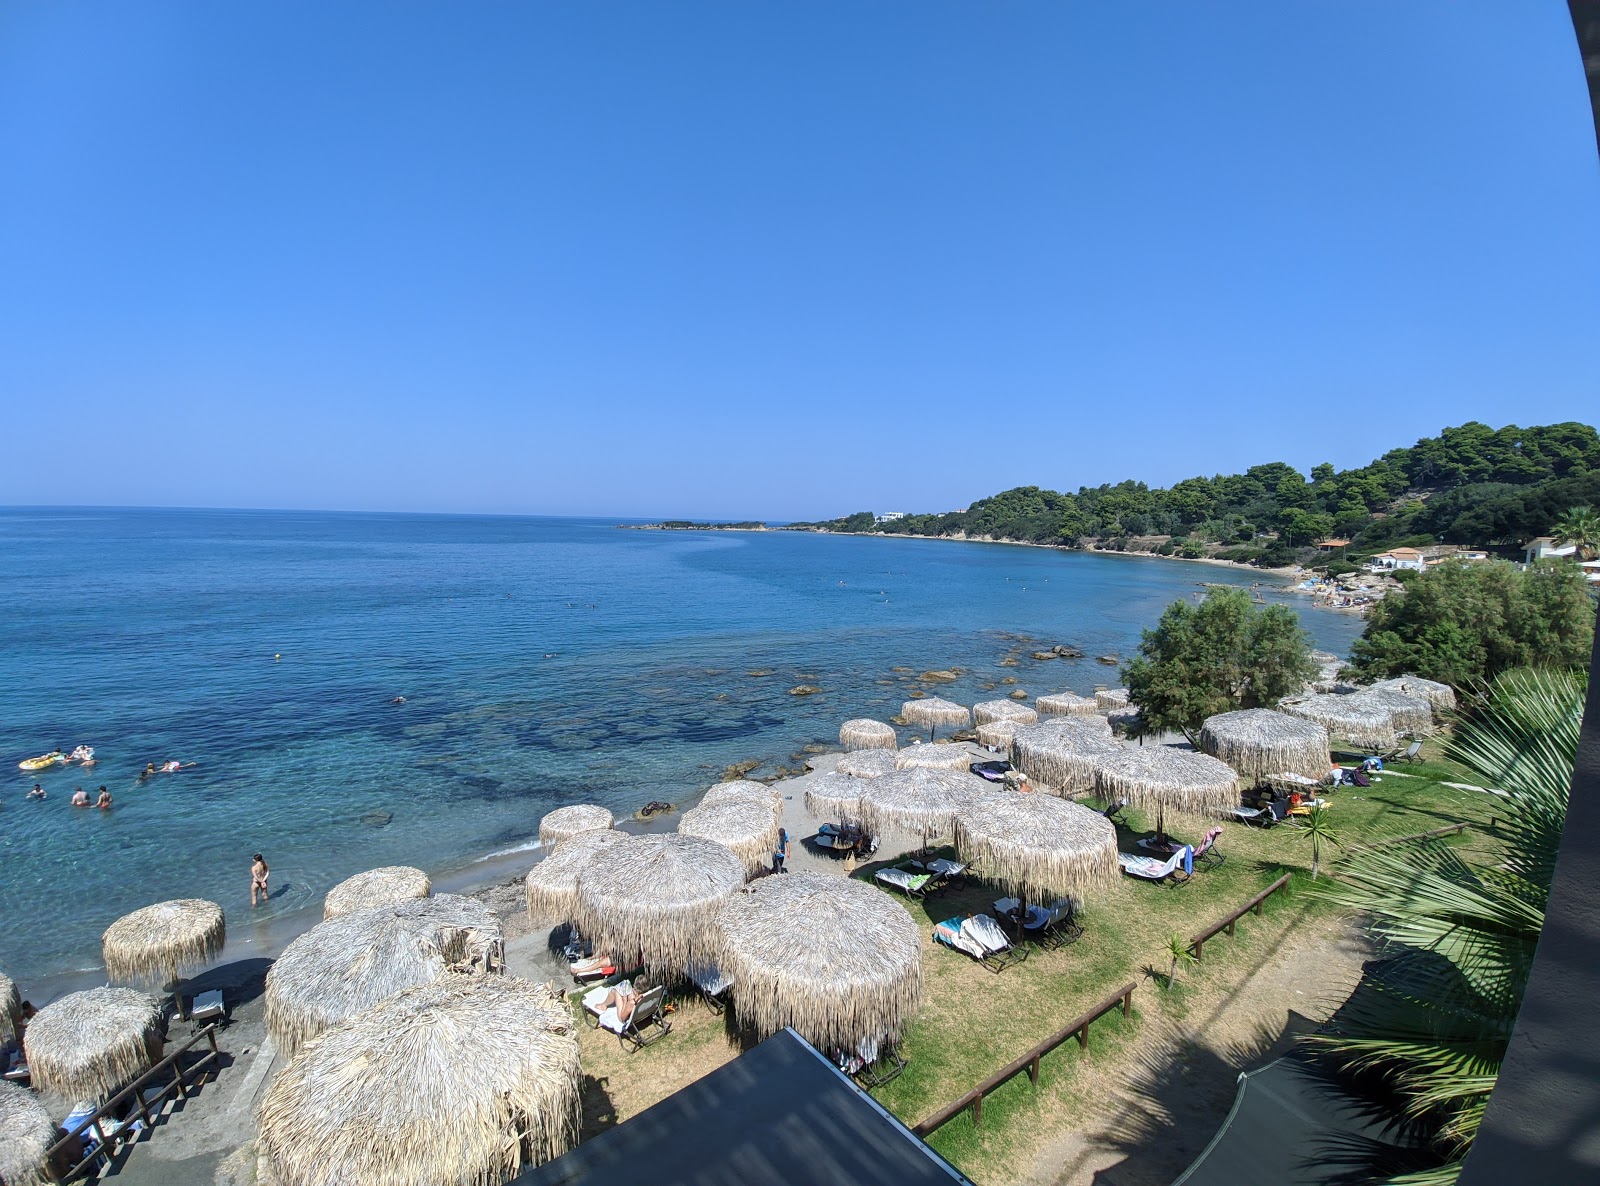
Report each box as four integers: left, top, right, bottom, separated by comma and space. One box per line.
0, 508, 1363, 985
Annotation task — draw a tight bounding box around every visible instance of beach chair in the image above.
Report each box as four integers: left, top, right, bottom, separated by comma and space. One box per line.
187, 989, 226, 1031
592, 984, 671, 1052
1117, 845, 1193, 886
933, 914, 1028, 973
1288, 797, 1329, 818
875, 864, 936, 900
1227, 804, 1273, 827
569, 953, 618, 983
834, 1035, 908, 1089
906, 856, 969, 892
1398, 739, 1424, 764
817, 822, 876, 858
686, 961, 734, 1015
1138, 826, 1225, 869
1103, 797, 1131, 827
993, 896, 1083, 950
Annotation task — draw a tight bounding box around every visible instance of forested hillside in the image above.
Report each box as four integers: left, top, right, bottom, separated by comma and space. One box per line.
800, 421, 1600, 568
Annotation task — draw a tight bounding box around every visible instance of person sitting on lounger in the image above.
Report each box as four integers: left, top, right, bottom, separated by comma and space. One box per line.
595, 978, 648, 1025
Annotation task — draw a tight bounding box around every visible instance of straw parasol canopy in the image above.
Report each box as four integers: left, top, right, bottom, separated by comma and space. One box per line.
714, 872, 922, 1051
1351, 686, 1435, 735
538, 804, 615, 850
24, 987, 162, 1100
976, 719, 1019, 750
258, 974, 580, 1186
324, 866, 432, 921
701, 779, 785, 815
1279, 694, 1398, 750
803, 772, 868, 824
572, 834, 746, 974
1095, 688, 1131, 711
1093, 746, 1240, 825
101, 899, 225, 987
0, 972, 19, 1043
1198, 709, 1331, 782
678, 798, 782, 875
894, 744, 975, 773
971, 699, 1038, 726
1370, 675, 1456, 715
953, 793, 1119, 903
900, 697, 970, 739
265, 894, 504, 1057
839, 719, 898, 751
525, 830, 627, 925
1106, 707, 1141, 735
1037, 692, 1098, 717
856, 768, 992, 843
835, 749, 897, 779
0, 1081, 55, 1186
1010, 721, 1123, 794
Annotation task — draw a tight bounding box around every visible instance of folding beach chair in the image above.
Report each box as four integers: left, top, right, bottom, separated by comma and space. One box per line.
1117, 845, 1193, 886
591, 983, 671, 1052
993, 896, 1084, 950
686, 961, 734, 1015
834, 1034, 908, 1089
933, 914, 1029, 973
1138, 826, 1225, 870
1103, 797, 1131, 827
569, 953, 618, 983
906, 856, 969, 892
875, 865, 936, 900
1227, 804, 1273, 827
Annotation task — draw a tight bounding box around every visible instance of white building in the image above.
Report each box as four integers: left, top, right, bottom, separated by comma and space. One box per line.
875, 512, 906, 523
1370, 547, 1426, 573
1523, 537, 1577, 565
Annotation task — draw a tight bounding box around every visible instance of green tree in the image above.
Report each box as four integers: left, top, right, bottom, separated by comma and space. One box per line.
1348, 560, 1594, 689
1280, 507, 1336, 546
1550, 503, 1600, 560
1313, 667, 1584, 1184
1122, 588, 1318, 740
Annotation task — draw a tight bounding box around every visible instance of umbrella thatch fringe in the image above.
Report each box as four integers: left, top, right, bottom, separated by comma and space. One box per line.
1106, 707, 1141, 735
858, 768, 992, 843
25, 987, 162, 1100
0, 973, 19, 1043
971, 700, 1038, 726
101, 899, 226, 986
0, 1081, 54, 1186
839, 719, 898, 751
573, 834, 745, 975
259, 975, 580, 1186
835, 750, 897, 779
1010, 722, 1123, 794
1037, 692, 1098, 717
900, 698, 970, 731
702, 780, 785, 815
976, 720, 1019, 749
1198, 709, 1330, 781
1349, 686, 1436, 734
1278, 694, 1399, 749
803, 773, 867, 824
538, 804, 615, 850
1093, 747, 1240, 822
679, 799, 782, 875
265, 894, 504, 1057
894, 745, 974, 773
714, 872, 922, 1052
1095, 688, 1131, 711
324, 867, 432, 921
525, 831, 627, 925
1370, 675, 1455, 714
953, 795, 1119, 902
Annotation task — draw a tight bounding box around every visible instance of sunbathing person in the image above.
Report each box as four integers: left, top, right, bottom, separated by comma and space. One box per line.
595, 979, 648, 1024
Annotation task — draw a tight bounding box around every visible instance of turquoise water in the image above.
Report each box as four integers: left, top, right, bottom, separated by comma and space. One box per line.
0, 509, 1362, 981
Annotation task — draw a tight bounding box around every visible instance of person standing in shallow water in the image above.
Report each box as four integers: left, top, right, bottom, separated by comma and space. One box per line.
251, 854, 270, 906
95, 787, 112, 810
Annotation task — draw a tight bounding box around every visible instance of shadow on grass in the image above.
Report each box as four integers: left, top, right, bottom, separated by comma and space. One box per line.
577, 1071, 618, 1139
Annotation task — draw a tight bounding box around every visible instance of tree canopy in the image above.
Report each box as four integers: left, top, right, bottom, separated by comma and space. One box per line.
1347, 560, 1595, 689
1121, 588, 1318, 739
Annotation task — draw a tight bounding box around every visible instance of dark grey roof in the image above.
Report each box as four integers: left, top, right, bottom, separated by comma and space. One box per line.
514, 1028, 972, 1186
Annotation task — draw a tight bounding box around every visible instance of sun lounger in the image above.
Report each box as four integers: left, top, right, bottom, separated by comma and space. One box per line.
993, 896, 1084, 950
934, 914, 1028, 972
817, 822, 876, 857
570, 953, 618, 982
1104, 797, 1131, 827
188, 990, 226, 1026
601, 984, 671, 1052
834, 1035, 908, 1088
686, 961, 734, 1014
1117, 845, 1193, 886
1228, 805, 1273, 827
1138, 826, 1225, 869
904, 856, 968, 891
875, 865, 936, 899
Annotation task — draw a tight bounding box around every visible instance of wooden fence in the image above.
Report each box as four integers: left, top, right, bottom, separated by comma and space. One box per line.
1188, 873, 1292, 961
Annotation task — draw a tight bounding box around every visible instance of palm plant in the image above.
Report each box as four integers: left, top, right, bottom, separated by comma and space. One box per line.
1550, 504, 1600, 560
1295, 803, 1341, 879
1312, 666, 1584, 1184
1164, 931, 1197, 991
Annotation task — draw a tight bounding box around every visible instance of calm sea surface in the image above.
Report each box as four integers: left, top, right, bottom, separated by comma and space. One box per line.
0, 509, 1362, 981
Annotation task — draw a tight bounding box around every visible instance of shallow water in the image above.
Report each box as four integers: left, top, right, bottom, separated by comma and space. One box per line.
0, 509, 1361, 981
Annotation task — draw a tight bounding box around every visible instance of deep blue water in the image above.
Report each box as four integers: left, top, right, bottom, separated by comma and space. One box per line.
0, 509, 1361, 980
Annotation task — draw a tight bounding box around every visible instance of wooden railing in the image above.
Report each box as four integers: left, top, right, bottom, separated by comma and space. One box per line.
45, 1024, 223, 1181
1346, 821, 1473, 853
1188, 873, 1292, 961
911, 981, 1136, 1135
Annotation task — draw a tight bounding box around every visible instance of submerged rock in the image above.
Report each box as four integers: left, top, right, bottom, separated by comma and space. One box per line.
1000, 676, 1017, 685
998, 656, 1020, 667
637, 800, 674, 818
722, 759, 761, 781
921, 669, 959, 682
1031, 652, 1058, 661
361, 810, 393, 828
1008, 689, 1028, 700
746, 669, 774, 677
789, 685, 822, 696
1097, 655, 1119, 666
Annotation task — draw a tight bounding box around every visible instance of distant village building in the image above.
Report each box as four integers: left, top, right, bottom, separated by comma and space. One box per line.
1369, 547, 1426, 573
1315, 539, 1351, 552
1523, 536, 1577, 565
875, 512, 906, 523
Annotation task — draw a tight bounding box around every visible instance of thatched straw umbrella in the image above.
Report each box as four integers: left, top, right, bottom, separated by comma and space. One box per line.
258, 974, 580, 1186
701, 779, 784, 815
1095, 687, 1130, 711
679, 798, 782, 875
953, 793, 1118, 906
714, 873, 921, 1052
1198, 709, 1330, 782
856, 768, 992, 844
894, 744, 974, 773
1093, 746, 1240, 831
900, 697, 970, 740
0, 972, 20, 1043
0, 1081, 55, 1186
835, 750, 897, 779
802, 772, 867, 824
971, 699, 1038, 726
976, 719, 1019, 750
1010, 721, 1123, 794
1037, 692, 1098, 717
538, 804, 614, 849
1351, 686, 1435, 735
24, 987, 162, 1100
572, 834, 745, 974
525, 830, 627, 925
1370, 675, 1456, 715
265, 894, 504, 1057
101, 899, 225, 988
1106, 707, 1141, 736
1043, 712, 1113, 737
1279, 694, 1398, 750
324, 866, 432, 921
839, 719, 898, 751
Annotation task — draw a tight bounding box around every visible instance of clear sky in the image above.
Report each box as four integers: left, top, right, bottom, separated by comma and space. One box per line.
1, 2, 1596, 521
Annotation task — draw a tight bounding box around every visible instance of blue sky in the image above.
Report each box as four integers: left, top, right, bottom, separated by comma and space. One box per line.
1, 2, 1596, 520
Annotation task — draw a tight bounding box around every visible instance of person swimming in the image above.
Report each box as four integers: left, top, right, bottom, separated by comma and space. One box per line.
27, 784, 46, 801
71, 787, 90, 807
96, 787, 113, 810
